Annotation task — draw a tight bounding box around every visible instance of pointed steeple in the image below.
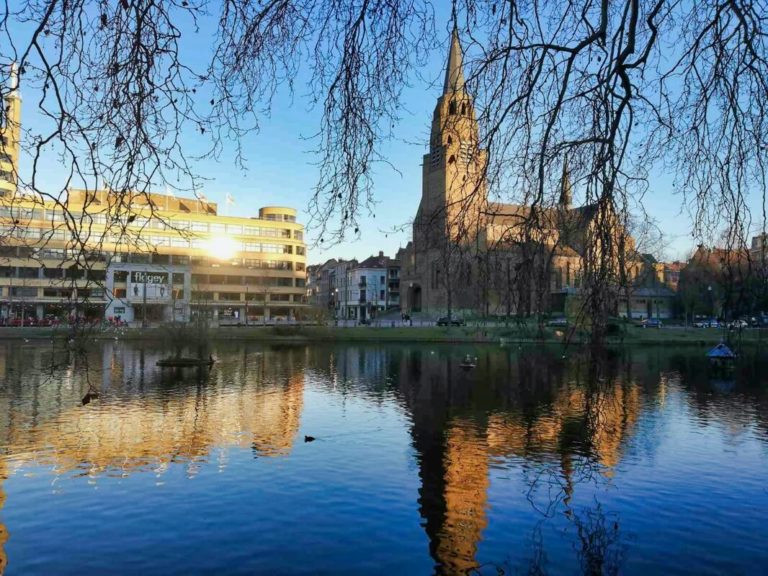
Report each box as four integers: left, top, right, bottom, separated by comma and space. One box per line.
443, 24, 466, 95
559, 155, 573, 209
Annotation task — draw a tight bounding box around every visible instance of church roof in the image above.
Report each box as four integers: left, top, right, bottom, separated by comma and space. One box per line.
443, 26, 466, 94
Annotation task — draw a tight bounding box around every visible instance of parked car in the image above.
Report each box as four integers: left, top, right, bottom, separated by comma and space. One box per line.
642, 319, 663, 328
547, 317, 568, 327
437, 317, 465, 327
728, 319, 749, 329
694, 319, 720, 328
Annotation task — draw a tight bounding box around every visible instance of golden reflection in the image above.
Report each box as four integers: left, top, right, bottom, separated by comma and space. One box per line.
486, 384, 641, 471
0, 346, 306, 479
405, 351, 645, 575
436, 421, 489, 575
0, 458, 7, 575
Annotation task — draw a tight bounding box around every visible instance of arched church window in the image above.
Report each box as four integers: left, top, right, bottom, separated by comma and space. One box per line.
460, 103, 467, 115
447, 135, 453, 145
449, 100, 457, 115
448, 155, 456, 164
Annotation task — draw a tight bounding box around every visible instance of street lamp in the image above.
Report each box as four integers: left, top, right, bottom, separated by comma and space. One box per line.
707, 285, 713, 319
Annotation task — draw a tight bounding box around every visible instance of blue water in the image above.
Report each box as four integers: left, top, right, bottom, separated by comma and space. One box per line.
0, 341, 766, 574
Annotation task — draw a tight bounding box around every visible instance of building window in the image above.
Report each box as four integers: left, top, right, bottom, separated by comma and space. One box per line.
449, 100, 457, 115
11, 287, 37, 298
41, 267, 61, 279
218, 292, 241, 301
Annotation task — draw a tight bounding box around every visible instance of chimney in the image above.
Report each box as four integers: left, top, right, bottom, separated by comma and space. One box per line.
379, 251, 384, 257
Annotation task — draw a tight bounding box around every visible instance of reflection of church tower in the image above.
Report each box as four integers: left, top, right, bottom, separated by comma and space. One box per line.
435, 421, 489, 574
0, 458, 7, 574
403, 353, 490, 574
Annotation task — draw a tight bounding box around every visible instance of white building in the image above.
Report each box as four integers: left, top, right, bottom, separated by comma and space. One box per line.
336, 252, 400, 321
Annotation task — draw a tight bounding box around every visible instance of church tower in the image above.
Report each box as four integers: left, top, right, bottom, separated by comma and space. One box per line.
0, 63, 21, 197
414, 26, 487, 249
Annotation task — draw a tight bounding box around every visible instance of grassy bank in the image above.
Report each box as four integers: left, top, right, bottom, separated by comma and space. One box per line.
1, 324, 764, 347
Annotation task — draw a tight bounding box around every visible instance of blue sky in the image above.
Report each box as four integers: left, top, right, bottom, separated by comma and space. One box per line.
11, 7, 764, 266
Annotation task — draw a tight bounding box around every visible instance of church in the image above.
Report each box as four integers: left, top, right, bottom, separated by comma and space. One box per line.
400, 28, 642, 318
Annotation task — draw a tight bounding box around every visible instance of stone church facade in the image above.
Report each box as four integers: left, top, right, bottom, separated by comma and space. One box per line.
401, 28, 636, 318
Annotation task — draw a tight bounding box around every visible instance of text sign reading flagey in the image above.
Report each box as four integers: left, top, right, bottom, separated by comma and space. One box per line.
131, 272, 168, 284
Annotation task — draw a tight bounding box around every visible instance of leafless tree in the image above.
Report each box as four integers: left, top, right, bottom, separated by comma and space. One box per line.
1, 0, 767, 343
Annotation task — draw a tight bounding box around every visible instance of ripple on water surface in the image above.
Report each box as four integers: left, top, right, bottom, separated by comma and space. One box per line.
0, 342, 766, 574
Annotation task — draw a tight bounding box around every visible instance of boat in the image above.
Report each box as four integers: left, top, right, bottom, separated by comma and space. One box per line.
157, 355, 216, 368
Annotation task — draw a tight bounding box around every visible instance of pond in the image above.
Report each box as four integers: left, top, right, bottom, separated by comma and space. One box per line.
0, 340, 766, 574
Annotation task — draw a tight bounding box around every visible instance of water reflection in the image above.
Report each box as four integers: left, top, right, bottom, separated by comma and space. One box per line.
0, 342, 766, 574
391, 349, 643, 574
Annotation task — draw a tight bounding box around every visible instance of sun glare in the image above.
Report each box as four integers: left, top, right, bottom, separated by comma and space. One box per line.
207, 236, 239, 261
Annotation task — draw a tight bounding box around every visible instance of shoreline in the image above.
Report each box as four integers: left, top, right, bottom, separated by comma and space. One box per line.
0, 325, 762, 347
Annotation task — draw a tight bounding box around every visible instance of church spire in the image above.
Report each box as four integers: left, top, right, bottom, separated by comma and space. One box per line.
443, 24, 465, 95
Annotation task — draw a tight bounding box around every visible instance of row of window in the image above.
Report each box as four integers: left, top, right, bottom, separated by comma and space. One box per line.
264, 213, 296, 223
0, 286, 105, 298
1, 209, 303, 239
2, 226, 307, 255
0, 244, 307, 273
190, 274, 304, 288
191, 291, 297, 302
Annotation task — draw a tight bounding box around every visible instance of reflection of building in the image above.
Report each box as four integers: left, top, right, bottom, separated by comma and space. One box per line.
0, 70, 308, 324
393, 348, 642, 573
0, 457, 7, 574
0, 342, 308, 573
0, 344, 306, 476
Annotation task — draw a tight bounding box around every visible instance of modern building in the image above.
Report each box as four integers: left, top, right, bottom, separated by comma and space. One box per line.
0, 64, 20, 199
0, 71, 308, 325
